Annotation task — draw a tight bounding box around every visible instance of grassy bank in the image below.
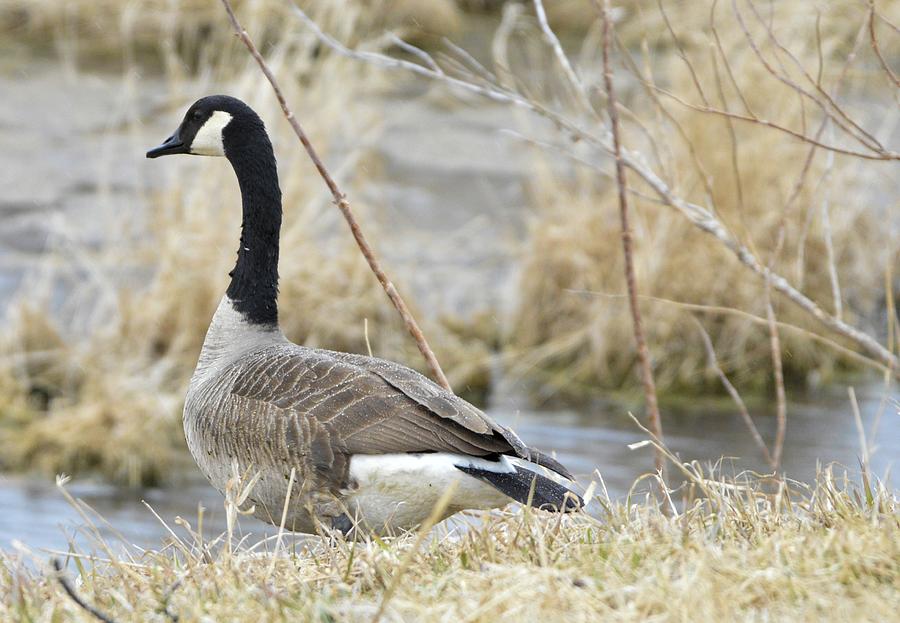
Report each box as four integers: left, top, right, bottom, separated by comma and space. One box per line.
2, 466, 898, 621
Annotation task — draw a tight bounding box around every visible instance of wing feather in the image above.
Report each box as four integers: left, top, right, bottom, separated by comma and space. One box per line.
227, 344, 573, 481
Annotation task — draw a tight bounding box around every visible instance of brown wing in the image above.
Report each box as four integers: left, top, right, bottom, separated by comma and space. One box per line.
329, 351, 575, 479
227, 344, 573, 480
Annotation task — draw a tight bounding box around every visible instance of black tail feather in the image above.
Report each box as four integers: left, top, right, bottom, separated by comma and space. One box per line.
526, 448, 576, 481
457, 465, 583, 512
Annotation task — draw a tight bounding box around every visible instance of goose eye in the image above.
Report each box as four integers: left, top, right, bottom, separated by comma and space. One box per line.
192, 110, 204, 120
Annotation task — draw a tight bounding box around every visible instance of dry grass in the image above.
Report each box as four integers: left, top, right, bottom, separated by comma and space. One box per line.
0, 0, 492, 485
507, 0, 899, 400
1, 466, 897, 621
0, 0, 468, 62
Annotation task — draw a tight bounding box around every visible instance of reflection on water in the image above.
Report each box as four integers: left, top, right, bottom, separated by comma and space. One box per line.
1, 383, 895, 555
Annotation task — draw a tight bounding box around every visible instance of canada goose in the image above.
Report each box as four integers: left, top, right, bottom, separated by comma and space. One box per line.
147, 95, 581, 535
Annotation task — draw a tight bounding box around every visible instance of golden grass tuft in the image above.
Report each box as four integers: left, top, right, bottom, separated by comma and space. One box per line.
2, 466, 897, 621
508, 0, 897, 400
0, 0, 469, 63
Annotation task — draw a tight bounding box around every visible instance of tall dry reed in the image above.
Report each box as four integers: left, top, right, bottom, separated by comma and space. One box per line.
506, 0, 898, 400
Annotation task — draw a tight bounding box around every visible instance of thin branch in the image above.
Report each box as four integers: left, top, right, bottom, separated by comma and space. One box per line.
795, 8, 864, 288
709, 2, 747, 229
220, 0, 451, 391
875, 5, 900, 35
441, 37, 497, 83
820, 150, 843, 319
388, 34, 440, 73
760, 96, 790, 473
743, 0, 884, 152
291, 5, 900, 376
710, 0, 754, 116
657, 0, 710, 106
764, 284, 787, 470
693, 318, 774, 468
533, 0, 593, 113
600, 0, 665, 478
291, 4, 529, 109
613, 35, 717, 203
869, 4, 900, 88
568, 289, 891, 375
649, 85, 899, 161
52, 558, 118, 623
732, 0, 886, 155
616, 143, 899, 375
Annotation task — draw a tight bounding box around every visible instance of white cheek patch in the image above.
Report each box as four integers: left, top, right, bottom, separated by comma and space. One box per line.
190, 110, 233, 156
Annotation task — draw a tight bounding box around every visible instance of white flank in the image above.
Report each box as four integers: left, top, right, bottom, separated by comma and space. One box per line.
190, 110, 233, 156
346, 453, 517, 532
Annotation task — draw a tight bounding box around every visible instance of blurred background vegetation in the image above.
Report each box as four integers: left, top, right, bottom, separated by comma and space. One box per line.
0, 0, 897, 485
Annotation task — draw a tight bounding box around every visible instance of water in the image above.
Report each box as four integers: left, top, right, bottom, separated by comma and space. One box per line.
0, 58, 897, 558
1, 383, 896, 555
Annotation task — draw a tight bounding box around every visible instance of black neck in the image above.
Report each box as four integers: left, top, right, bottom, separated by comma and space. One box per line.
224, 131, 282, 326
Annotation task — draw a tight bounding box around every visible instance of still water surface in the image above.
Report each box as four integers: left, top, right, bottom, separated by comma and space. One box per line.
1, 383, 895, 555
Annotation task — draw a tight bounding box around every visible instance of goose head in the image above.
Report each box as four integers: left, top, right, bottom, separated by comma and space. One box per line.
146, 95, 264, 159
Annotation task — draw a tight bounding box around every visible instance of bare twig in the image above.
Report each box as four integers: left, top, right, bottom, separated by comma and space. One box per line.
820, 151, 843, 319
291, 4, 528, 109
570, 289, 891, 375
876, 5, 900, 35
869, 4, 900, 88
617, 148, 899, 374
600, 0, 665, 477
388, 34, 440, 73
743, 1, 882, 151
533, 0, 593, 113
440, 37, 496, 83
614, 38, 717, 202
709, 3, 747, 230
52, 558, 118, 623
693, 318, 774, 468
291, 5, 900, 376
764, 284, 787, 469
648, 86, 898, 161
733, 0, 888, 156
658, 0, 710, 106
710, 0, 754, 116
219, 0, 451, 391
